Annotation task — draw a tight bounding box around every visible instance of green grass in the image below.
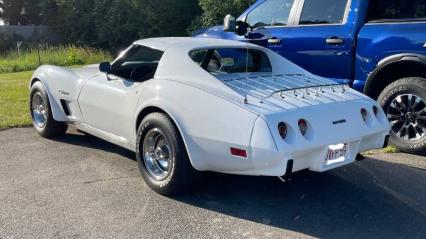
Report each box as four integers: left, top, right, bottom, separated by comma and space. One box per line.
383, 145, 399, 154
0, 45, 112, 74
0, 71, 33, 129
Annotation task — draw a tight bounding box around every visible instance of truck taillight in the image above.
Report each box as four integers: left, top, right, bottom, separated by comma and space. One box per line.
278, 122, 288, 139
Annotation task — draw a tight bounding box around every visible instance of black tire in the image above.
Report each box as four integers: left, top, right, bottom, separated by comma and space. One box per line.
378, 77, 426, 154
136, 112, 197, 195
30, 81, 68, 138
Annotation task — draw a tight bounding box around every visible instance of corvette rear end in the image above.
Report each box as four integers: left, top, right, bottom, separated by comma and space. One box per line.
213, 73, 390, 177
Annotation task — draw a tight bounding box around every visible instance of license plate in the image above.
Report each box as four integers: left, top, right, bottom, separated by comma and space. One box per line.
326, 143, 348, 162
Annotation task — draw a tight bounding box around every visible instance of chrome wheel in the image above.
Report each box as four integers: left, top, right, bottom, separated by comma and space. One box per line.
31, 92, 48, 128
387, 94, 426, 141
142, 128, 173, 181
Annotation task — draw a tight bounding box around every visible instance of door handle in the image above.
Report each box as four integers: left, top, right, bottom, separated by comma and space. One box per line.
268, 38, 282, 45
326, 37, 344, 45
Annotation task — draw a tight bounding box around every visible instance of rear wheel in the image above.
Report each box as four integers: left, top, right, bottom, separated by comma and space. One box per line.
378, 77, 426, 154
136, 112, 197, 195
30, 81, 68, 138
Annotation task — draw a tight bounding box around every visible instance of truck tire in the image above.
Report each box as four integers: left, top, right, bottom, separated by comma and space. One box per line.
378, 77, 426, 154
136, 112, 197, 195
30, 81, 68, 138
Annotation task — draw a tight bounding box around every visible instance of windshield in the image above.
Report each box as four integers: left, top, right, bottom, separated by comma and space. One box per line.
189, 48, 272, 76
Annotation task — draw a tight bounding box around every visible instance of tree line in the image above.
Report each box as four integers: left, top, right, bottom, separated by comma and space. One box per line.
0, 0, 254, 51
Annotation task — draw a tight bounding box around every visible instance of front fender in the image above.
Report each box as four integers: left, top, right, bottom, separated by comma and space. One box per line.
30, 66, 80, 122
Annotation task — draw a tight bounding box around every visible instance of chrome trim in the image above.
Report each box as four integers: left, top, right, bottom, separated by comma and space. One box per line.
223, 74, 349, 103
31, 92, 48, 128
143, 128, 173, 181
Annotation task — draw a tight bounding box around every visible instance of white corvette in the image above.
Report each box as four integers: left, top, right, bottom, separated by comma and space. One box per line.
30, 37, 390, 195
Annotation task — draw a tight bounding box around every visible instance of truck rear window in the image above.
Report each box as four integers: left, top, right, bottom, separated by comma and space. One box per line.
189, 48, 272, 75
368, 0, 426, 22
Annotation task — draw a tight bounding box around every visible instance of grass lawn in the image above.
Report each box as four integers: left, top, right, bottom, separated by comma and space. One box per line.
0, 71, 33, 129
0, 45, 112, 74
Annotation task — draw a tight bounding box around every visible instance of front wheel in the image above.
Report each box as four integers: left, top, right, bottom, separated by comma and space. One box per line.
378, 77, 426, 154
30, 81, 68, 138
136, 112, 197, 195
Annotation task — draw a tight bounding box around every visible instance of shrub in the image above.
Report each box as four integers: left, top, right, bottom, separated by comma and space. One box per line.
0, 44, 112, 73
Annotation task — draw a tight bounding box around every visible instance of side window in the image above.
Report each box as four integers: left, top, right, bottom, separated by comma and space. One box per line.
368, 0, 426, 21
299, 0, 349, 25
111, 46, 164, 81
246, 0, 295, 28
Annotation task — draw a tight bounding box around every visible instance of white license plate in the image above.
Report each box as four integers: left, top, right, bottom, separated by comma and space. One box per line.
326, 143, 348, 162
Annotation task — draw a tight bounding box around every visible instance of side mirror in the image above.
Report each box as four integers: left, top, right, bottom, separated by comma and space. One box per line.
99, 62, 111, 73
236, 20, 250, 36
223, 14, 236, 32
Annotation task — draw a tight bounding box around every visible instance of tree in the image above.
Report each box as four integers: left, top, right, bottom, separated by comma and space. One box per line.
189, 0, 255, 32
40, 0, 201, 51
1, 0, 42, 25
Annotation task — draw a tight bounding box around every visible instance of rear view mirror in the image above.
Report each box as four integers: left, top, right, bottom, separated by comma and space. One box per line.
223, 14, 236, 32
99, 62, 111, 73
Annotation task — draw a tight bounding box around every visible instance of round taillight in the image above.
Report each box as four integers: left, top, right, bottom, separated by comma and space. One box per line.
373, 106, 379, 117
361, 108, 368, 122
278, 122, 288, 139
298, 119, 308, 136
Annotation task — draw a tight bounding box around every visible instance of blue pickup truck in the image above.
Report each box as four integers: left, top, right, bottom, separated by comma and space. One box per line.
194, 0, 426, 154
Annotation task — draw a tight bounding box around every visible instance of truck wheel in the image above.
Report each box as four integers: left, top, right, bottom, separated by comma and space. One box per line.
378, 77, 426, 154
136, 112, 197, 195
30, 81, 68, 138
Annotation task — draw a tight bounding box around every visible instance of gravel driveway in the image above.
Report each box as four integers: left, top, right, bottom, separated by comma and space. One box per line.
0, 128, 425, 239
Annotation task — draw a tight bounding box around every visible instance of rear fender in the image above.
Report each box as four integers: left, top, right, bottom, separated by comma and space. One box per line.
133, 80, 259, 172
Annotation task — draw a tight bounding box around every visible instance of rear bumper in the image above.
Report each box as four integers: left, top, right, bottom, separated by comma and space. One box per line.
228, 130, 389, 177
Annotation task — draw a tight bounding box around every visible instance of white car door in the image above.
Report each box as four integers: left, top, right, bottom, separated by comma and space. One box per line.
78, 45, 164, 142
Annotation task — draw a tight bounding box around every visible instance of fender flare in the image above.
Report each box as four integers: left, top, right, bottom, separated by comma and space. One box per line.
29, 69, 69, 122
363, 53, 426, 96
133, 98, 203, 171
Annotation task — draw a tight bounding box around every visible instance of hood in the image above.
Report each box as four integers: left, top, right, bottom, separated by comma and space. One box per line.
68, 64, 102, 79
192, 25, 239, 39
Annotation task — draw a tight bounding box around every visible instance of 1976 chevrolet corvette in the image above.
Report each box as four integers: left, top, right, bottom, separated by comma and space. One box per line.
29, 37, 390, 195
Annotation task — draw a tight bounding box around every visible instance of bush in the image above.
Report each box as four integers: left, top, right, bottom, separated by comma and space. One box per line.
0, 32, 25, 53
0, 44, 112, 73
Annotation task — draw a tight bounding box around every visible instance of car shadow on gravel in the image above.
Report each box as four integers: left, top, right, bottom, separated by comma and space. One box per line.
54, 130, 136, 160
174, 160, 426, 239
50, 131, 426, 238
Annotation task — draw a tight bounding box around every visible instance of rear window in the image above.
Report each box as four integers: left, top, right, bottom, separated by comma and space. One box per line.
368, 0, 426, 22
189, 48, 272, 75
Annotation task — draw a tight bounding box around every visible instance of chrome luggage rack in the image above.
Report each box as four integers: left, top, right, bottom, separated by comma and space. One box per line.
223, 74, 350, 103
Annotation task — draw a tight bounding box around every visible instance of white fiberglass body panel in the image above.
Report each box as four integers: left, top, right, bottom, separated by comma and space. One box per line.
30, 37, 390, 176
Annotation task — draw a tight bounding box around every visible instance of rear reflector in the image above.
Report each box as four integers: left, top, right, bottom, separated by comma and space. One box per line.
230, 147, 247, 158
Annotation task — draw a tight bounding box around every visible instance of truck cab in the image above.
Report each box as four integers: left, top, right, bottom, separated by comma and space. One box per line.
194, 0, 426, 154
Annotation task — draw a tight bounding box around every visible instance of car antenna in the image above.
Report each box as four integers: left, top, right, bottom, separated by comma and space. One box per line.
244, 41, 249, 104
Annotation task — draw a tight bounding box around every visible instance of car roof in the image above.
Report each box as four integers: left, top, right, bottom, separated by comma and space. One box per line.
133, 37, 251, 52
